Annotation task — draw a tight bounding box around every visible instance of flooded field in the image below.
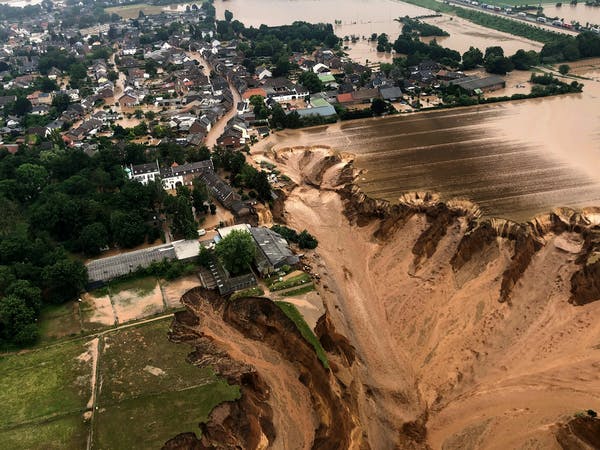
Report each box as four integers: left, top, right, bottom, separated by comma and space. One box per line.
543, 4, 600, 26
257, 80, 600, 221
215, 0, 542, 62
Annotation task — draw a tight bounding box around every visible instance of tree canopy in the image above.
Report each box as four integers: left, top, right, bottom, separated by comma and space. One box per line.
215, 229, 255, 276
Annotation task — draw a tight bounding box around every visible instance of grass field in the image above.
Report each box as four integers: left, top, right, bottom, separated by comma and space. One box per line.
276, 301, 329, 369
0, 339, 93, 449
269, 273, 312, 291
0, 318, 240, 449
105, 3, 167, 19
94, 319, 240, 449
230, 286, 265, 300
0, 414, 89, 450
37, 302, 83, 343
93, 382, 237, 449
278, 284, 316, 297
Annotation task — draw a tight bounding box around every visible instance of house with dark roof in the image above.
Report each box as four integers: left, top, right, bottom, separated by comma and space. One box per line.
250, 227, 300, 275
449, 75, 506, 94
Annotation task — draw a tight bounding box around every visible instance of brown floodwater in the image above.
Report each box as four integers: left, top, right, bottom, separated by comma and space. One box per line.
214, 0, 542, 62
257, 78, 600, 221
543, 4, 600, 26
217, 0, 600, 221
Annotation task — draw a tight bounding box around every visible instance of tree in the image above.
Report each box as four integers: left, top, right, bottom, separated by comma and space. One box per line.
510, 49, 538, 70
197, 245, 212, 268
144, 59, 158, 77
224, 9, 233, 22
272, 56, 292, 77
298, 71, 324, 94
558, 64, 570, 75
192, 179, 209, 212
484, 55, 514, 75
15, 163, 48, 201
80, 222, 109, 256
51, 93, 71, 114
297, 230, 318, 249
371, 98, 387, 115
110, 211, 147, 248
165, 193, 197, 239
42, 258, 87, 304
462, 46, 483, 70
6, 280, 42, 312
0, 295, 38, 346
215, 229, 255, 275
68, 62, 87, 81
209, 203, 217, 215
12, 96, 32, 116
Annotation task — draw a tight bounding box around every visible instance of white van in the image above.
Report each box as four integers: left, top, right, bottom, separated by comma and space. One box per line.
197, 229, 206, 236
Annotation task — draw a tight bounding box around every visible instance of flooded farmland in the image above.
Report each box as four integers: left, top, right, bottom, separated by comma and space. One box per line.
217, 0, 600, 221
257, 87, 600, 221
214, 0, 542, 62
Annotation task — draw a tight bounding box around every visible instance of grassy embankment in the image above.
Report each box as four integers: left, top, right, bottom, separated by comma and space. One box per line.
0, 318, 239, 450
275, 301, 329, 369
402, 0, 564, 43
269, 272, 313, 292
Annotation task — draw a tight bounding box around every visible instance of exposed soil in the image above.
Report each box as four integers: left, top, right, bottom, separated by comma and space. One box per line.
163, 146, 600, 449
111, 284, 164, 323
166, 288, 365, 449
263, 147, 600, 449
161, 275, 202, 308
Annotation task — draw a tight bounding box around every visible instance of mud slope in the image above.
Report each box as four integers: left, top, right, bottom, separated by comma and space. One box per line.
268, 147, 600, 449
165, 288, 366, 450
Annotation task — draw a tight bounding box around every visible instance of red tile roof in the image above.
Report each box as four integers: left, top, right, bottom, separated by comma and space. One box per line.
242, 88, 267, 100
336, 93, 353, 103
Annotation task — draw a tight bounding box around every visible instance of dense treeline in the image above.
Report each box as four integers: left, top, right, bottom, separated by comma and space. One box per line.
0, 138, 223, 348
271, 225, 318, 249
540, 32, 600, 61
399, 16, 449, 37
393, 35, 461, 66
219, 13, 339, 76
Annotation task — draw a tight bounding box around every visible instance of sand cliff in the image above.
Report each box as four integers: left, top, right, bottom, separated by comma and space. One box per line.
165, 147, 600, 449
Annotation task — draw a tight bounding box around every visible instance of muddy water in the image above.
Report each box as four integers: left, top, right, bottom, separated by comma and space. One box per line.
543, 4, 600, 26
215, 0, 541, 63
257, 81, 600, 221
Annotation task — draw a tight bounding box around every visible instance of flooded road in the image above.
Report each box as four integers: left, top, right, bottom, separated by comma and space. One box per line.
214, 0, 542, 62
256, 76, 600, 221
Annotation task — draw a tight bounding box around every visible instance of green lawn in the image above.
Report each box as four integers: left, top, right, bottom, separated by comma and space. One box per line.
0, 340, 92, 428
0, 413, 88, 450
276, 301, 329, 369
93, 382, 239, 450
93, 319, 240, 447
0, 317, 240, 449
37, 302, 82, 343
98, 320, 215, 403
269, 273, 312, 292
279, 284, 316, 297
108, 275, 158, 296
